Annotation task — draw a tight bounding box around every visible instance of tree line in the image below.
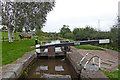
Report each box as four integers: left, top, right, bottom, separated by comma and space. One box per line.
60, 25, 119, 51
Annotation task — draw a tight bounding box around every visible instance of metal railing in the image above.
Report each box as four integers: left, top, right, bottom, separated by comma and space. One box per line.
84, 55, 101, 70
80, 53, 101, 70
80, 53, 95, 65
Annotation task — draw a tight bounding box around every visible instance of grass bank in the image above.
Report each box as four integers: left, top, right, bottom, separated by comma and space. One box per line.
74, 45, 105, 50
102, 65, 120, 80
2, 40, 35, 66
95, 44, 119, 52
67, 39, 105, 50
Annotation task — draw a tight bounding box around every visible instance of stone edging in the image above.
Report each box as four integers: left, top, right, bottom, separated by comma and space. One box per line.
67, 48, 109, 79
1, 50, 37, 79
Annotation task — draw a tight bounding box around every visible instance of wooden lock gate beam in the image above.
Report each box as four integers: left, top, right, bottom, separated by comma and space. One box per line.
36, 39, 110, 49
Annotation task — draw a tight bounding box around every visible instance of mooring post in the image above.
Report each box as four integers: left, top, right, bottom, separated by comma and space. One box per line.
35, 39, 38, 45
35, 39, 41, 54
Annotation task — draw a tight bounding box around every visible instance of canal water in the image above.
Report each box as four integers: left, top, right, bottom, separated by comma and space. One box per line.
23, 40, 78, 79
26, 58, 78, 79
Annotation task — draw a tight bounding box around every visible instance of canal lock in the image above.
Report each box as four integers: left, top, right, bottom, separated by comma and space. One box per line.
20, 40, 79, 80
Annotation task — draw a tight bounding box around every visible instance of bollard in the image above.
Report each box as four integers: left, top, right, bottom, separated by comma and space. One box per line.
35, 39, 38, 45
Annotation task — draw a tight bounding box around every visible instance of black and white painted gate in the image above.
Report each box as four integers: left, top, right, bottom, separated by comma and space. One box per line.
35, 39, 109, 57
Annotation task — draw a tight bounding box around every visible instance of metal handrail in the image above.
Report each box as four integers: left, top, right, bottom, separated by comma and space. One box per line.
84, 55, 101, 70
80, 53, 95, 65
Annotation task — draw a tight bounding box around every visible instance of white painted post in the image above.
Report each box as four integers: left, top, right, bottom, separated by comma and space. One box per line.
35, 39, 41, 53
36, 44, 40, 53
80, 53, 89, 65
84, 61, 89, 70
93, 58, 95, 65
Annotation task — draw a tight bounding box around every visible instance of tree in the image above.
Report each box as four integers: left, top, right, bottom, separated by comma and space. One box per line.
60, 25, 71, 38
118, 25, 120, 50
73, 28, 80, 35
35, 30, 43, 37
109, 26, 118, 47
83, 26, 96, 39
73, 26, 96, 40
64, 32, 74, 39
75, 30, 85, 40
2, 1, 55, 42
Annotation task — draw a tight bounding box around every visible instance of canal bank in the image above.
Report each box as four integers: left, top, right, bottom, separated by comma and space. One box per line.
1, 51, 79, 79
1, 50, 37, 79
67, 47, 109, 79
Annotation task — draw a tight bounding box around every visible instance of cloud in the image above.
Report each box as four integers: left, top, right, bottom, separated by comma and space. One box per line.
43, 0, 119, 32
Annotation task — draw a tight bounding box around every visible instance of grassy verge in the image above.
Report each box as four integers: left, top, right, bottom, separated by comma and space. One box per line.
102, 65, 120, 80
102, 70, 120, 80
67, 39, 105, 50
2, 40, 35, 66
95, 44, 119, 52
74, 45, 105, 50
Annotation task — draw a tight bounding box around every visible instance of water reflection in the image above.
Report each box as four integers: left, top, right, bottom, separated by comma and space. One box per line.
44, 40, 62, 52
27, 58, 77, 79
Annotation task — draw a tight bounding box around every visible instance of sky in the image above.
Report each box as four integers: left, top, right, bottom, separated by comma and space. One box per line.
42, 0, 120, 32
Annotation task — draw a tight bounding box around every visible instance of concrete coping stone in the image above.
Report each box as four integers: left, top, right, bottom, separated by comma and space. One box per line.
1, 50, 37, 79
2, 64, 23, 78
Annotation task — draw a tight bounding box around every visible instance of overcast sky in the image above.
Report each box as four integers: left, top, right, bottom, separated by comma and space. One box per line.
42, 0, 120, 32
